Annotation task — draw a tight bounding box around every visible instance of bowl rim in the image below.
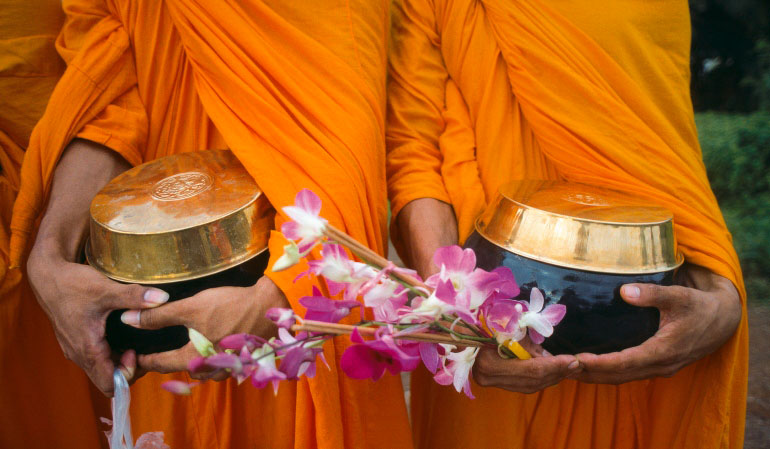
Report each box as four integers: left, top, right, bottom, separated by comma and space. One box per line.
473, 218, 685, 275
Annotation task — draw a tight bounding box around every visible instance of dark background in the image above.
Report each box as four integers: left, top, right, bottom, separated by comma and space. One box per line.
690, 1, 770, 447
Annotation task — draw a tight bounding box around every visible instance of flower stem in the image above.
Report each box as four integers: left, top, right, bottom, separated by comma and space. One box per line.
431, 322, 496, 344
324, 225, 430, 293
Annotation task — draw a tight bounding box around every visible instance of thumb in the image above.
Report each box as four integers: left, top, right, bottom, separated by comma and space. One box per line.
620, 283, 684, 310
103, 282, 170, 311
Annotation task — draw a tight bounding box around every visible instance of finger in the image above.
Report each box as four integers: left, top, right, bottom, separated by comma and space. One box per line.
118, 350, 137, 382
476, 348, 581, 381
92, 355, 119, 397
576, 336, 675, 378
101, 280, 170, 311
121, 299, 193, 330
619, 283, 691, 310
138, 344, 197, 374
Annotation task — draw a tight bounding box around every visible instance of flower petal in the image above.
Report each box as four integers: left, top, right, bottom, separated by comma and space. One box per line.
295, 189, 322, 216
542, 304, 567, 326
529, 287, 544, 313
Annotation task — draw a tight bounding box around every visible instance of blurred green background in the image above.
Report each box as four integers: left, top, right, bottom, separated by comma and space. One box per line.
690, 0, 770, 303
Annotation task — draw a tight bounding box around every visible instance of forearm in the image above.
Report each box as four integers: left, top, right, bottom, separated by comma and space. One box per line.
31, 139, 130, 263
395, 198, 459, 278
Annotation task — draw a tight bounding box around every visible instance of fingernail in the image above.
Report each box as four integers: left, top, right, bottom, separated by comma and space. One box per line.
120, 364, 135, 380
568, 360, 580, 370
121, 310, 140, 326
622, 285, 641, 299
144, 289, 169, 305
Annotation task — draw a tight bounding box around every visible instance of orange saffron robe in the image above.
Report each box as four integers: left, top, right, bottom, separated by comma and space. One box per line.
1, 3, 111, 448
387, 0, 747, 448
9, 1, 412, 448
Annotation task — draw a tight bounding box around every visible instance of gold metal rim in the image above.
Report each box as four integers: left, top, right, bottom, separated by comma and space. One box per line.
474, 219, 684, 274
85, 240, 269, 284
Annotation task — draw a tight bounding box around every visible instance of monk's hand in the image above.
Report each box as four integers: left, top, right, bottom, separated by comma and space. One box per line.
26, 254, 168, 396
123, 276, 289, 380
573, 264, 741, 384
472, 341, 582, 393
25, 138, 149, 396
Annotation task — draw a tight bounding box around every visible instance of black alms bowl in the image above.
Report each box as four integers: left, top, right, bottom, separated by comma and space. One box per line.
466, 180, 684, 355
104, 250, 270, 354
465, 232, 670, 355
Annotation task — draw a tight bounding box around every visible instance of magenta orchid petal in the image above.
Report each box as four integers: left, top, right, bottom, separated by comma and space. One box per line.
462, 378, 475, 399
433, 367, 454, 386
542, 303, 567, 326
325, 279, 347, 296
529, 328, 546, 345
341, 344, 387, 380
432, 245, 476, 275
491, 267, 520, 298
266, 308, 297, 329
161, 380, 196, 395
341, 328, 420, 380
295, 189, 322, 216
219, 333, 263, 351
299, 287, 360, 323
434, 279, 458, 305
205, 353, 242, 372
188, 356, 208, 373
419, 343, 440, 374
279, 346, 320, 380
280, 221, 301, 240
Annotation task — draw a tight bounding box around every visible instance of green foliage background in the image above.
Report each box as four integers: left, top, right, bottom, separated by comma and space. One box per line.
696, 112, 770, 301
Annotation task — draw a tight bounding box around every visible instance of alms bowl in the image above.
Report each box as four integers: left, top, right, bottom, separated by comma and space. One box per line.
464, 180, 683, 355
86, 149, 274, 354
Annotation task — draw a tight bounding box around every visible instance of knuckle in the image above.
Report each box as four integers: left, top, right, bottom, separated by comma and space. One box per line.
473, 371, 491, 387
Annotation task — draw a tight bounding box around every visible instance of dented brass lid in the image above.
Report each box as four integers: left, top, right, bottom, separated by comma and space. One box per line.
86, 149, 274, 284
475, 180, 684, 274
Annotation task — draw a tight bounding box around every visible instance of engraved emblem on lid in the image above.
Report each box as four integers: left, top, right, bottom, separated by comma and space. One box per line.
562, 192, 610, 207
151, 172, 212, 201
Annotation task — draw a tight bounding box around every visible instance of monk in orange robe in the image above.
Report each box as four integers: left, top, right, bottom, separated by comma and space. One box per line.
9, 1, 412, 448
1, 3, 111, 447
387, 0, 746, 448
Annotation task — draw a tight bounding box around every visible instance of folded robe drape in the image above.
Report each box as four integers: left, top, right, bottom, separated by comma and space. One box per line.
387, 0, 747, 448
9, 1, 412, 448
1, 3, 113, 447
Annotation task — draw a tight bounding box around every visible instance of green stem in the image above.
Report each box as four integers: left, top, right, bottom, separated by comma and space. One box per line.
431, 322, 496, 344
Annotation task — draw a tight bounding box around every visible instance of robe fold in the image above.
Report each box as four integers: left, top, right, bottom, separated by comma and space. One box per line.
9, 1, 412, 448
1, 3, 113, 448
387, 0, 747, 447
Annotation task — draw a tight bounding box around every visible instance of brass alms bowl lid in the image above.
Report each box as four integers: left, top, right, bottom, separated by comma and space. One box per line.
86, 149, 274, 284
475, 180, 684, 274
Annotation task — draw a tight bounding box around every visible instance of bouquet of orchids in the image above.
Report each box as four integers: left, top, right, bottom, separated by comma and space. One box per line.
162, 190, 566, 399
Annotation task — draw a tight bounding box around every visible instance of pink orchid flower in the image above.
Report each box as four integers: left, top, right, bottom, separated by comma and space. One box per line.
427, 246, 503, 312
518, 288, 567, 344
405, 279, 474, 324
266, 308, 297, 329
299, 286, 360, 323
275, 328, 323, 379
362, 278, 409, 322
482, 297, 526, 344
161, 380, 198, 395
340, 328, 420, 381
281, 189, 328, 253
303, 243, 377, 296
250, 345, 287, 394
433, 345, 479, 399
135, 431, 170, 449
218, 333, 266, 352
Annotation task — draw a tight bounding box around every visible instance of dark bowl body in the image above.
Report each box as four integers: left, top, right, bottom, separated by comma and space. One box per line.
465, 232, 672, 355
105, 250, 270, 354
